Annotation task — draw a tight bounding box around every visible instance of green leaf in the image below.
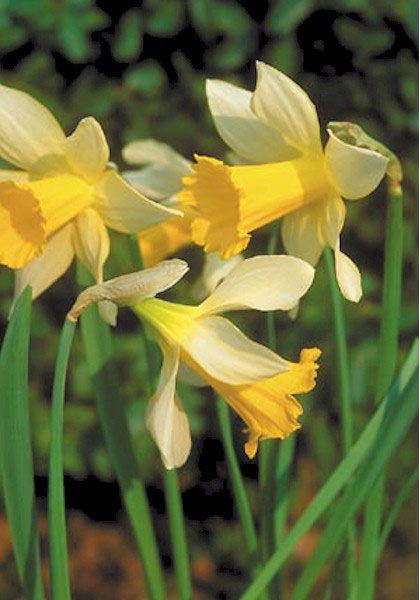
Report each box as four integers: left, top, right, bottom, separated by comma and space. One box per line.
124, 61, 165, 94
290, 373, 418, 600
266, 0, 313, 35
145, 0, 184, 36
79, 298, 166, 600
113, 9, 143, 61
240, 340, 418, 598
0, 287, 45, 600
48, 319, 76, 600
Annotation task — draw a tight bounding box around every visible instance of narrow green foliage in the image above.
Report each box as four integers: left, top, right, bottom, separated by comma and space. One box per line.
0, 288, 45, 600
80, 303, 166, 600
132, 239, 193, 599
324, 247, 357, 592
48, 319, 75, 600
163, 469, 193, 599
239, 341, 418, 598
377, 467, 419, 555
360, 185, 404, 598
215, 397, 258, 559
290, 374, 418, 600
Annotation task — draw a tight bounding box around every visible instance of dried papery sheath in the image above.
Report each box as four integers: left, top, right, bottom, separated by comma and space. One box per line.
67, 259, 189, 323
327, 121, 402, 186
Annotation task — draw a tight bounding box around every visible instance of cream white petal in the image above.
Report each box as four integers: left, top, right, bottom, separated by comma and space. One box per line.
325, 129, 388, 200
198, 255, 314, 315
182, 315, 288, 385
334, 247, 362, 302
281, 205, 324, 266
67, 259, 189, 322
251, 62, 322, 156
192, 253, 243, 302
177, 362, 207, 387
319, 195, 346, 248
72, 208, 110, 283
146, 343, 191, 469
0, 169, 29, 183
94, 170, 182, 234
13, 223, 75, 303
0, 84, 65, 170
124, 164, 187, 201
64, 117, 110, 183
206, 79, 285, 163
123, 139, 190, 170
98, 300, 119, 327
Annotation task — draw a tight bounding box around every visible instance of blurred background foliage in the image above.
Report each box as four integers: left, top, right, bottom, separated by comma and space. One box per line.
0, 0, 418, 598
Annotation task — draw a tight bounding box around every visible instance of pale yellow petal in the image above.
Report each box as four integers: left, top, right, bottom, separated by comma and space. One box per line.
72, 208, 110, 283
325, 128, 388, 200
334, 247, 362, 302
198, 255, 314, 315
206, 78, 284, 163
0, 84, 65, 170
251, 62, 322, 156
181, 315, 288, 385
281, 204, 324, 266
13, 223, 75, 301
146, 342, 191, 469
94, 170, 181, 234
64, 117, 110, 183
192, 253, 244, 302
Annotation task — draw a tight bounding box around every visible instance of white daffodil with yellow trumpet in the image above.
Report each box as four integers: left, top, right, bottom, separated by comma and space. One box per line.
68, 256, 320, 469
0, 84, 180, 301
178, 62, 390, 302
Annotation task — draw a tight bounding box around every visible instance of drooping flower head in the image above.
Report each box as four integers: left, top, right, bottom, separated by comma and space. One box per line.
0, 85, 180, 300
68, 256, 321, 469
178, 62, 390, 302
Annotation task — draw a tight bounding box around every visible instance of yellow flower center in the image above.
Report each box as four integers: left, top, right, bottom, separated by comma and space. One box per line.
0, 174, 92, 269
134, 298, 199, 345
179, 154, 335, 259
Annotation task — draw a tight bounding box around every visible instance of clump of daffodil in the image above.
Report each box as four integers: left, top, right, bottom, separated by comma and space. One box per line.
123, 139, 242, 298
68, 256, 320, 469
178, 62, 390, 302
0, 85, 180, 301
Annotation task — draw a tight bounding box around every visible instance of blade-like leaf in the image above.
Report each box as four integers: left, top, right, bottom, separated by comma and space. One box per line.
290, 373, 418, 600
240, 340, 418, 599
80, 303, 166, 600
48, 319, 76, 600
0, 287, 45, 600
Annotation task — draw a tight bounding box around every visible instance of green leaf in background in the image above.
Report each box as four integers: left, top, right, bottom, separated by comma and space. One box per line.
240, 340, 418, 598
145, 0, 184, 36
265, 0, 313, 35
0, 287, 45, 600
79, 301, 166, 600
48, 319, 76, 600
113, 9, 143, 61
124, 61, 166, 94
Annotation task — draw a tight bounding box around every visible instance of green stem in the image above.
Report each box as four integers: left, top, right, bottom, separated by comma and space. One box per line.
131, 238, 192, 598
48, 320, 75, 600
258, 222, 281, 599
163, 470, 193, 599
324, 246, 357, 594
79, 301, 166, 600
215, 396, 258, 559
359, 184, 403, 599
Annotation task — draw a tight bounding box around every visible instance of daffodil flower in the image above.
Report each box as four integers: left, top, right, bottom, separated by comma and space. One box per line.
123, 139, 243, 298
0, 85, 180, 301
68, 256, 320, 469
123, 139, 195, 268
179, 62, 390, 302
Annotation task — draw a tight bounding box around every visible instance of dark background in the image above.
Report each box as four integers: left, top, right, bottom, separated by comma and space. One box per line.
0, 0, 418, 598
